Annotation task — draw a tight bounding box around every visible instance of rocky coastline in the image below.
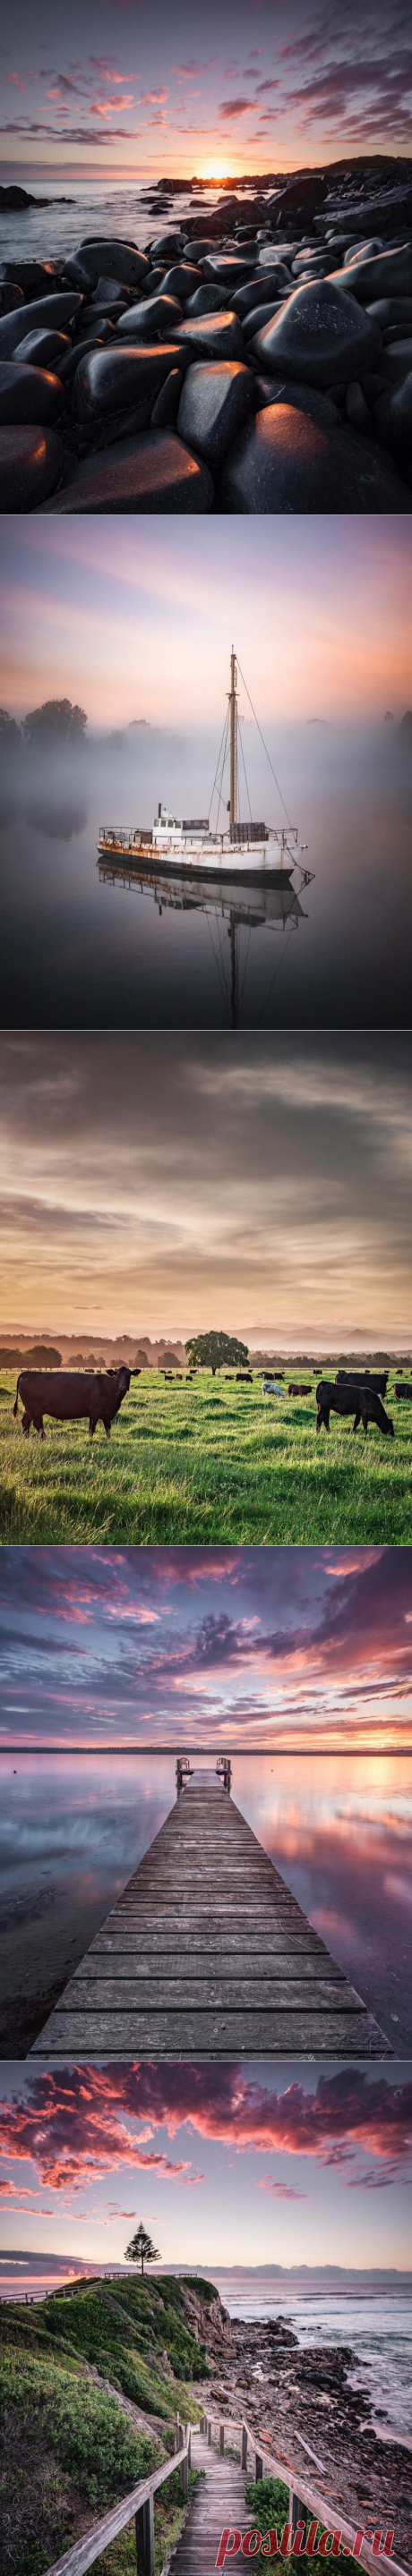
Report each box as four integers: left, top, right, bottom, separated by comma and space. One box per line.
1, 159, 412, 512
185, 2287, 412, 2566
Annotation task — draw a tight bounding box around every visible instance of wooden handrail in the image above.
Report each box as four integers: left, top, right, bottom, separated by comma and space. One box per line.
201, 2410, 408, 2576
45, 2420, 192, 2576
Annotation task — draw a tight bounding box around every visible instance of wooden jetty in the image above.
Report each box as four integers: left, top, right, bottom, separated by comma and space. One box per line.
32, 1764, 391, 2058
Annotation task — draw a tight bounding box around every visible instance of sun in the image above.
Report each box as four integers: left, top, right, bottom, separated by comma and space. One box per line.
201, 159, 233, 182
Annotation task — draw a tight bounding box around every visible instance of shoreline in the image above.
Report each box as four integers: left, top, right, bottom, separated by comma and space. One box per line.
198, 2308, 412, 2564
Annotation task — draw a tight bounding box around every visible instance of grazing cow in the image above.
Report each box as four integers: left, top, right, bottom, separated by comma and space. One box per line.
316, 1380, 394, 1438
336, 1368, 388, 1396
262, 1380, 285, 1398
288, 1382, 312, 1397
13, 1366, 135, 1441
236, 1371, 253, 1382
394, 1382, 412, 1399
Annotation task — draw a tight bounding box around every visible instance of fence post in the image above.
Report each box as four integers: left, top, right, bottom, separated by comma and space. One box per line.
180, 2446, 189, 2501
219, 2423, 225, 2456
241, 2424, 247, 2469
188, 2430, 192, 2469
175, 2414, 182, 2452
290, 2490, 305, 2541
135, 2493, 155, 2576
207, 2418, 211, 2446
254, 2451, 263, 2484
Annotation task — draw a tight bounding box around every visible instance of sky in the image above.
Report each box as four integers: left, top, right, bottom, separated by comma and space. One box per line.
1, 521, 411, 736
0, 1032, 411, 1341
0, 1544, 411, 1748
1, 0, 411, 180
0, 2059, 411, 2284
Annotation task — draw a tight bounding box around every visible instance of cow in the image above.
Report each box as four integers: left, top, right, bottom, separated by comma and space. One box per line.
394, 1382, 412, 1399
262, 1380, 285, 1398
236, 1372, 253, 1382
316, 1380, 394, 1438
13, 1365, 136, 1441
288, 1382, 312, 1397
336, 1368, 388, 1396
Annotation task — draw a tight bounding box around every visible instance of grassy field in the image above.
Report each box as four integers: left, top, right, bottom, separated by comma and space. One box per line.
0, 1369, 410, 1545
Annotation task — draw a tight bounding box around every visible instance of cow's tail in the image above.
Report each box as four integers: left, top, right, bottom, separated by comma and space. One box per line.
13, 1376, 21, 1419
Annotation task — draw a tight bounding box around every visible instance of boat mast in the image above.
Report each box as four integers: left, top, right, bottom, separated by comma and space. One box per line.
229, 649, 237, 830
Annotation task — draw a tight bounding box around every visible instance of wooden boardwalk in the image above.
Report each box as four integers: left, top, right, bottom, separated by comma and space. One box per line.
170, 2422, 247, 2574
31, 1769, 391, 2058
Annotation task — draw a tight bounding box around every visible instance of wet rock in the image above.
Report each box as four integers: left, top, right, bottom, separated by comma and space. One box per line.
366, 297, 412, 329
273, 174, 329, 225
57, 334, 111, 382
159, 264, 203, 302
250, 279, 382, 386
0, 361, 64, 425
149, 234, 185, 261
343, 238, 384, 264
174, 310, 244, 362
77, 240, 150, 289
37, 428, 213, 513
92, 274, 130, 303
202, 253, 259, 287
185, 286, 224, 314
0, 421, 64, 508
0, 259, 58, 299
333, 246, 412, 302
241, 301, 282, 342
63, 256, 97, 292
374, 372, 412, 469
253, 376, 340, 426
150, 369, 182, 425
176, 358, 255, 465
378, 336, 412, 381
345, 379, 372, 429
13, 327, 72, 368
233, 271, 291, 313
0, 291, 82, 361
0, 183, 47, 208
219, 400, 411, 512
116, 293, 183, 337
0, 285, 24, 316
75, 342, 187, 421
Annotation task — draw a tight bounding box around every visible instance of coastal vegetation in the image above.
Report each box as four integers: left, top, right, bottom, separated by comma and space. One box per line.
1, 1365, 410, 1544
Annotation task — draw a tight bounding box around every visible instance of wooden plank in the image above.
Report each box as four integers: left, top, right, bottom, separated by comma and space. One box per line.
32, 1771, 391, 2057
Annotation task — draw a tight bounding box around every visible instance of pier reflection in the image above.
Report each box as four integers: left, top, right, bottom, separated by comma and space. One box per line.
97, 852, 315, 1026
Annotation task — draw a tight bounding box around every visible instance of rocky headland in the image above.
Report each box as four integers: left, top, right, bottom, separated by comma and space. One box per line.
1, 158, 412, 512
185, 2283, 412, 2567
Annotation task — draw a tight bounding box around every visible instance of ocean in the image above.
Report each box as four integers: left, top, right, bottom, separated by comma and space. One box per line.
210, 2273, 412, 2446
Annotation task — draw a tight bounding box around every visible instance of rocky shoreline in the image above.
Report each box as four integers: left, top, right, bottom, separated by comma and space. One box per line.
187, 2291, 412, 2565
1, 161, 412, 512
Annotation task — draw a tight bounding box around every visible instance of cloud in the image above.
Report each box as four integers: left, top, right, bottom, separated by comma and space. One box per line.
1, 2066, 411, 2198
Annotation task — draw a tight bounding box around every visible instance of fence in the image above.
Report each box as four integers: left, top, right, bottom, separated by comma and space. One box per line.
45, 2415, 192, 2576
200, 2410, 408, 2576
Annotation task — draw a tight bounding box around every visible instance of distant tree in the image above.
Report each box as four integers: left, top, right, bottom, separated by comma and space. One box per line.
25, 1344, 62, 1367
0, 709, 21, 741
185, 1331, 249, 1375
22, 699, 88, 744
125, 2223, 159, 2278
162, 1348, 180, 1368
134, 1348, 150, 1368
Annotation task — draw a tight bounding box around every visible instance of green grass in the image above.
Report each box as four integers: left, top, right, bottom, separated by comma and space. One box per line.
0, 1369, 411, 1543
245, 2479, 359, 2567
92, 2465, 203, 2576
0, 2279, 205, 2576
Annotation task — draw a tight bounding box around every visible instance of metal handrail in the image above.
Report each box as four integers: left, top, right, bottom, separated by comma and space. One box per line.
45, 2418, 192, 2576
201, 2410, 408, 2576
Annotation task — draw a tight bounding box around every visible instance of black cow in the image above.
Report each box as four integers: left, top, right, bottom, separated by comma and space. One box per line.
336, 1368, 388, 1396
316, 1380, 394, 1437
13, 1365, 136, 1441
236, 1372, 253, 1382
394, 1382, 412, 1399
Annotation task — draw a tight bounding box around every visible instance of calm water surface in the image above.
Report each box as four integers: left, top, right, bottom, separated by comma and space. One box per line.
0, 1751, 410, 2052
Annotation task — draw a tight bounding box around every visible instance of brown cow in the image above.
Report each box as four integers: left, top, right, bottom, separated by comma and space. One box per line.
13, 1365, 135, 1441
316, 1380, 394, 1437
288, 1382, 312, 1396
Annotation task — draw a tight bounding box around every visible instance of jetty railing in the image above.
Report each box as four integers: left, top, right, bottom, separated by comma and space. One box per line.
44, 2415, 192, 2576
200, 2409, 408, 2576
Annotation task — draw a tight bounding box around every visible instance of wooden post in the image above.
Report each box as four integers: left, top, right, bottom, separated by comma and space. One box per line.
188, 2431, 192, 2469
254, 2451, 263, 2484
290, 2490, 305, 2541
175, 2414, 182, 2452
180, 2448, 188, 2501
241, 2423, 247, 2469
207, 2418, 211, 2446
135, 2493, 155, 2576
219, 2423, 225, 2455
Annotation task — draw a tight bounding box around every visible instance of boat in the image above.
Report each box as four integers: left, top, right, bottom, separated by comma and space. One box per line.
97, 650, 310, 885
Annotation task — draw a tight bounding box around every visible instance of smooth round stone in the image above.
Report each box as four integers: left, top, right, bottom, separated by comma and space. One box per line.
0, 291, 82, 361
159, 264, 203, 302
76, 343, 187, 418
0, 421, 64, 508
242, 301, 282, 343
37, 429, 213, 514
150, 370, 182, 426
219, 401, 412, 513
149, 234, 185, 260
0, 361, 64, 424
233, 273, 290, 315
176, 358, 255, 466
13, 327, 71, 367
58, 334, 109, 382
182, 237, 220, 259
0, 284, 24, 315
174, 310, 244, 362
77, 240, 149, 288
202, 254, 258, 285
333, 247, 412, 302
374, 373, 412, 464
366, 297, 412, 328
343, 239, 383, 264
253, 376, 340, 426
345, 380, 371, 430
185, 286, 223, 315
378, 338, 412, 382
92, 274, 129, 302
0, 259, 58, 298
250, 281, 381, 387
116, 293, 182, 338
63, 256, 96, 292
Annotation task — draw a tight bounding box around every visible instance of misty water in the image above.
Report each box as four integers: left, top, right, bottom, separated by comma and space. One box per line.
209, 2274, 412, 2444
1, 727, 411, 1028
0, 177, 270, 265
0, 1749, 410, 2053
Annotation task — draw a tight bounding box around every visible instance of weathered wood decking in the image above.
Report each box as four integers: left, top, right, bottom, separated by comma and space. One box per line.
170, 2422, 247, 2574
31, 1769, 391, 2058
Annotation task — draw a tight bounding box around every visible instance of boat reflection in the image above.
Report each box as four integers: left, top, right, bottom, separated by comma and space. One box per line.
97, 850, 315, 1026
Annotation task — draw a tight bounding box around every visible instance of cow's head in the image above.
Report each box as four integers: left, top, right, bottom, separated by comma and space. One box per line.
116, 1366, 132, 1397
